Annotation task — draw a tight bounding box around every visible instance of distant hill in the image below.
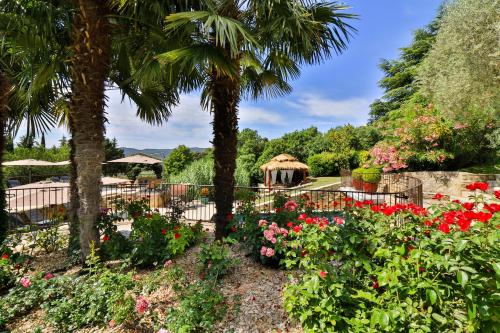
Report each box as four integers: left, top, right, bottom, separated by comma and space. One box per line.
121, 147, 208, 159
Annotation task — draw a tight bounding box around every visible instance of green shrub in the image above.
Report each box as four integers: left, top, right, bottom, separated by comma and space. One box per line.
307, 152, 352, 177
351, 167, 365, 180
43, 252, 137, 331
282, 188, 500, 332
361, 168, 381, 183
100, 199, 202, 267
165, 280, 226, 332
198, 241, 238, 280
0, 274, 70, 328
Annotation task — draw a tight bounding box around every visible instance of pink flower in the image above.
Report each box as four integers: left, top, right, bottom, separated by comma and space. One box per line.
319, 271, 327, 278
284, 200, 298, 211
333, 216, 344, 225
135, 296, 149, 314
260, 246, 268, 256
164, 259, 173, 268
44, 273, 55, 280
265, 248, 275, 257
109, 319, 116, 327
270, 238, 277, 244
263, 229, 275, 241
20, 277, 31, 288
157, 329, 170, 333
258, 219, 268, 227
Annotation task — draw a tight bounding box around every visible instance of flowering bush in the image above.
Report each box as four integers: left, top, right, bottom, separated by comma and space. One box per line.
99, 199, 202, 267
231, 192, 327, 265
283, 184, 499, 332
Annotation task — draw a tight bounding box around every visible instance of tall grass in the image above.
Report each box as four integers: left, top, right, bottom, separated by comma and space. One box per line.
168, 157, 250, 186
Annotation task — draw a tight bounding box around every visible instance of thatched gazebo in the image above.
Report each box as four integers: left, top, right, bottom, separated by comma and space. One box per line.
260, 153, 309, 187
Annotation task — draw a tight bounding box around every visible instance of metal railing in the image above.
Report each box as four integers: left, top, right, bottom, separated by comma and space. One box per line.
5, 175, 423, 227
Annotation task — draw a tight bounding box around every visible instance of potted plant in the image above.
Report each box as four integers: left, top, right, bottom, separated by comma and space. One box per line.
351, 168, 364, 190
362, 168, 381, 192
200, 187, 209, 204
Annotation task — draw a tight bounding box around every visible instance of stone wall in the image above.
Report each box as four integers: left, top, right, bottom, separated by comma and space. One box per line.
402, 171, 498, 198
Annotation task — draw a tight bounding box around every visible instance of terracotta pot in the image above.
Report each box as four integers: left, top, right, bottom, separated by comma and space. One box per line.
352, 178, 363, 190
363, 182, 379, 193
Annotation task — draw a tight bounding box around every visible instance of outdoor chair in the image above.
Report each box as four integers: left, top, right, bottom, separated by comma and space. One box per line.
51, 176, 60, 182
7, 179, 21, 188
60, 176, 70, 182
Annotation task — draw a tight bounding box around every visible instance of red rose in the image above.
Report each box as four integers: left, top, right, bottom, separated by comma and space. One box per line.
161, 229, 167, 235
305, 217, 314, 225
229, 226, 237, 232
494, 190, 500, 200
424, 220, 433, 227
227, 213, 233, 220
438, 223, 450, 234
461, 202, 475, 211
475, 182, 488, 191
298, 213, 307, 221
373, 280, 379, 289
1, 253, 8, 260
287, 222, 294, 228
174, 233, 181, 239
355, 201, 363, 208
475, 212, 492, 223
319, 271, 327, 278
102, 234, 110, 242
484, 203, 500, 213
432, 193, 444, 200
292, 225, 302, 233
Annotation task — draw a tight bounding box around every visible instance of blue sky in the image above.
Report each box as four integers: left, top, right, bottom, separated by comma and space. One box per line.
42, 0, 442, 149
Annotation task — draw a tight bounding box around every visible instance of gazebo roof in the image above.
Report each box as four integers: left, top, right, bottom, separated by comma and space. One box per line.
260, 153, 309, 171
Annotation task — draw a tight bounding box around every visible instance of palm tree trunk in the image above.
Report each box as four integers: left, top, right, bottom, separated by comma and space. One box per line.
0, 71, 10, 243
69, 0, 110, 261
67, 134, 80, 254
211, 71, 240, 240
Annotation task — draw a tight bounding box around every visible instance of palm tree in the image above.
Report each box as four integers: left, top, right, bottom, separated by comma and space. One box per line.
0, 1, 71, 243
156, 0, 356, 238
1, 0, 180, 258
70, 0, 183, 260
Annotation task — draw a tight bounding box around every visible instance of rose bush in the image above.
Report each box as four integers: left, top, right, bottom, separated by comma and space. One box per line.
99, 199, 202, 267
282, 183, 499, 332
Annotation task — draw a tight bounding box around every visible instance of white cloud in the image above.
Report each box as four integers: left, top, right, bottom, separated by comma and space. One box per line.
239, 105, 283, 126
288, 93, 371, 125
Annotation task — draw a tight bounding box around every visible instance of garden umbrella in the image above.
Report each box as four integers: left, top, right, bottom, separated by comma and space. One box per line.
106, 154, 162, 165
2, 159, 61, 182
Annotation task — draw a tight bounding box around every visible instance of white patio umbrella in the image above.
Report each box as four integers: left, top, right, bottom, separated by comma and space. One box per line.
2, 159, 63, 182
106, 154, 162, 165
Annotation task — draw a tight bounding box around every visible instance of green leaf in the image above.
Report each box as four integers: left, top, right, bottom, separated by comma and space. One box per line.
492, 262, 500, 276
431, 313, 447, 325
426, 289, 437, 305
457, 271, 469, 288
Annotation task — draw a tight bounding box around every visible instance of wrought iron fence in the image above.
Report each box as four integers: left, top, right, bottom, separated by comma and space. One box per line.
5, 174, 423, 228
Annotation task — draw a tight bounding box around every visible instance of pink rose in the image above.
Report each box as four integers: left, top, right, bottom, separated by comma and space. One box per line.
135, 296, 149, 314
334, 217, 344, 225
164, 259, 173, 268
265, 248, 275, 257
260, 246, 268, 256
270, 238, 277, 244
20, 277, 31, 288
258, 219, 268, 227
284, 200, 298, 211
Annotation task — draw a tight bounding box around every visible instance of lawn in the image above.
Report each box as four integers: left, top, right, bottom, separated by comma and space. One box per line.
300, 176, 341, 189
460, 163, 499, 174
